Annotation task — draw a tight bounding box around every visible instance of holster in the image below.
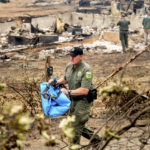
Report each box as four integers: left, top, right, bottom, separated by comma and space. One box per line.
71, 95, 87, 101
87, 88, 97, 102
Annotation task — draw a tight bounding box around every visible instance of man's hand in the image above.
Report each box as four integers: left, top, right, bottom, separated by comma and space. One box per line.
48, 79, 53, 83
48, 77, 57, 83
61, 88, 68, 95
47, 78, 57, 89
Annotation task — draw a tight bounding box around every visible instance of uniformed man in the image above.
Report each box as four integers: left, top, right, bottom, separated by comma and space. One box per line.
142, 12, 150, 45
55, 47, 101, 146
117, 14, 130, 53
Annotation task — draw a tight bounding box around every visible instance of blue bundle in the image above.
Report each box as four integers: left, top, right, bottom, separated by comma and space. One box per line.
40, 82, 71, 118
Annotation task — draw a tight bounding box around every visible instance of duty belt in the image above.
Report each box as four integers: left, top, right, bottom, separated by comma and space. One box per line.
71, 95, 87, 101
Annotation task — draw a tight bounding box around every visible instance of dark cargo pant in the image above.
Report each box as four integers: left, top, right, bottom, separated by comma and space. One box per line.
144, 29, 150, 45
120, 31, 128, 53
70, 98, 100, 144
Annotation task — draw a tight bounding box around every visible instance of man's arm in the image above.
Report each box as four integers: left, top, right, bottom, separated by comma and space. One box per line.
142, 18, 145, 26
69, 88, 89, 95
48, 77, 67, 85
57, 78, 67, 85
61, 87, 89, 96
117, 21, 120, 26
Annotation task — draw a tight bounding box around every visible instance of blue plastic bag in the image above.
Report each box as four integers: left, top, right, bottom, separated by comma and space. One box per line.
40, 82, 71, 118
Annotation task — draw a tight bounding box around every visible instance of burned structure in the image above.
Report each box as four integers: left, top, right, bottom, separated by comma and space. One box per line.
0, 0, 150, 61
5, 16, 59, 47
77, 0, 150, 15
0, 0, 9, 3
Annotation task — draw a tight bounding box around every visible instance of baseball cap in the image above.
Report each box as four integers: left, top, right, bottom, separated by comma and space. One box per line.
121, 13, 126, 17
69, 47, 83, 57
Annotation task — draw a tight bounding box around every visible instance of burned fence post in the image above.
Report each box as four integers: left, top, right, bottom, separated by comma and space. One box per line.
45, 56, 53, 82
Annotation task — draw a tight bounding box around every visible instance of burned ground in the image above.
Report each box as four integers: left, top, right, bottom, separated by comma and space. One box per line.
1, 43, 150, 149
1, 0, 150, 150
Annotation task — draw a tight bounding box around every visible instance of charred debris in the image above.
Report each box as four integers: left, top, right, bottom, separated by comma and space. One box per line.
0, 0, 150, 61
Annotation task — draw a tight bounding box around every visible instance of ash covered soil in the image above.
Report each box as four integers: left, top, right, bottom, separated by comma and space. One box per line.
1, 45, 150, 90
1, 46, 150, 149
1, 0, 150, 149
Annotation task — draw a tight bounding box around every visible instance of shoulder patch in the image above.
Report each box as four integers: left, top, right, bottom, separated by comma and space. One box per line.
86, 72, 92, 79
78, 71, 82, 77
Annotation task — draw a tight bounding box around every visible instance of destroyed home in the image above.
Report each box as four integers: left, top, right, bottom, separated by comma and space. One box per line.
0, 0, 150, 150
0, 0, 149, 57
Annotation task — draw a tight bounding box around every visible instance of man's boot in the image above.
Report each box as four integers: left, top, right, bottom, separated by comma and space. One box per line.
91, 137, 102, 149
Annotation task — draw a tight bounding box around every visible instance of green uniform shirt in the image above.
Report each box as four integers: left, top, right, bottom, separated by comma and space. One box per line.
117, 19, 130, 31
142, 16, 150, 29
64, 61, 92, 90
